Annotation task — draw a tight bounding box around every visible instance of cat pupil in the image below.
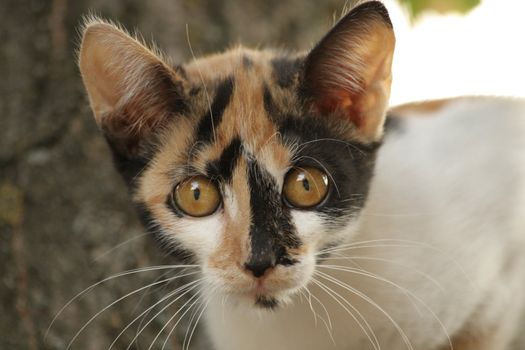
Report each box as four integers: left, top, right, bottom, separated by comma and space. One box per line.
191, 183, 201, 201
302, 178, 310, 191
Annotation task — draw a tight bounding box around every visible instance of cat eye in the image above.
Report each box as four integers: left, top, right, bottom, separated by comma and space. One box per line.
172, 176, 221, 217
282, 167, 329, 209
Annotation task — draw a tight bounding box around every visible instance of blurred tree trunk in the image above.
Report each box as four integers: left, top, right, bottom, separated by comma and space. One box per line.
0, 0, 344, 349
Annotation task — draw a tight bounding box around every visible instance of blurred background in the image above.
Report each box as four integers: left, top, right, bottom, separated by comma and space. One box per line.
0, 0, 523, 349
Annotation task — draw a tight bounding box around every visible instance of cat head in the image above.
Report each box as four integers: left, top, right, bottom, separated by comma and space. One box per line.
79, 1, 395, 308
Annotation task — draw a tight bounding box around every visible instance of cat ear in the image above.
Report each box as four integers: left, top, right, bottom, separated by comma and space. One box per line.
302, 1, 395, 141
79, 18, 186, 155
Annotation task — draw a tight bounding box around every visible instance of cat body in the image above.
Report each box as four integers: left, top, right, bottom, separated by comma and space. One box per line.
78, 2, 525, 349
206, 97, 525, 350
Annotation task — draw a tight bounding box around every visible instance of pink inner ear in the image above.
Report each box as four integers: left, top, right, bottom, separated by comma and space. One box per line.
315, 89, 364, 128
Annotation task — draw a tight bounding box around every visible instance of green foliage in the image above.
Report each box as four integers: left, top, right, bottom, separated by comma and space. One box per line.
399, 0, 481, 19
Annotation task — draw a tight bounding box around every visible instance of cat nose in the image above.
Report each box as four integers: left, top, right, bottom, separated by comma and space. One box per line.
244, 254, 276, 278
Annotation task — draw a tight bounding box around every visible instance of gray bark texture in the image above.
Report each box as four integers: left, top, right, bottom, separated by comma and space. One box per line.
1, 1, 524, 349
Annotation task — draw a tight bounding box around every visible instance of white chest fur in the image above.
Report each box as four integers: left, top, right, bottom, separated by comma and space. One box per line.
204, 98, 525, 350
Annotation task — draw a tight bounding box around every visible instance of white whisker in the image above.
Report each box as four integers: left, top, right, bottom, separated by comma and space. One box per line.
108, 277, 203, 350
147, 287, 202, 350
319, 253, 445, 292
45, 264, 198, 342
66, 270, 199, 350
316, 270, 413, 350
317, 267, 453, 350
154, 290, 204, 350
183, 291, 213, 350
311, 277, 380, 350
317, 238, 476, 289
302, 286, 336, 345
92, 232, 149, 262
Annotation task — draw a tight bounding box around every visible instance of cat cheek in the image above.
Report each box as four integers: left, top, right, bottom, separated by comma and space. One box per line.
291, 210, 326, 243
171, 216, 223, 259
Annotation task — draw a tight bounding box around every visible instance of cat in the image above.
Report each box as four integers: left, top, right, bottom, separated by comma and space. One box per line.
78, 1, 525, 349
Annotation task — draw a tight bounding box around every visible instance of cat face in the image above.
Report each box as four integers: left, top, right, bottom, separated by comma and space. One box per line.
79, 1, 395, 308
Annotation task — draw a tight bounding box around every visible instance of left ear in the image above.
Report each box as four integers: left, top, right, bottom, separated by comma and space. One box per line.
302, 1, 395, 141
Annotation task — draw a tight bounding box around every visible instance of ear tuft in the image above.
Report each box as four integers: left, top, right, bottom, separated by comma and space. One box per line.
79, 17, 186, 155
303, 1, 395, 141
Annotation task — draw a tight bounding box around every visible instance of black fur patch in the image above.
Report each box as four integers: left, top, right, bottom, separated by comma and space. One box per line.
383, 113, 405, 136
279, 115, 379, 224
195, 76, 235, 143
271, 57, 302, 88
206, 137, 243, 182
136, 202, 196, 263
242, 55, 253, 69
263, 84, 279, 122
189, 86, 201, 96
255, 295, 279, 309
245, 160, 300, 277
104, 134, 150, 190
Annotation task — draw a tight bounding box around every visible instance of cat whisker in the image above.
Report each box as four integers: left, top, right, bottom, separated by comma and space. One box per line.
339, 193, 366, 202
300, 286, 336, 345
317, 243, 427, 256
108, 277, 203, 350
299, 288, 319, 329
318, 253, 445, 292
147, 285, 202, 350
295, 137, 366, 157
310, 277, 380, 350
306, 286, 334, 331
318, 238, 431, 252
317, 266, 453, 350
127, 269, 189, 350
182, 289, 214, 350
260, 131, 282, 151
315, 270, 414, 350
66, 270, 200, 350
45, 264, 199, 341
153, 288, 205, 350
318, 265, 423, 316
299, 288, 317, 326
133, 268, 183, 339
181, 293, 206, 350
185, 140, 207, 176
221, 293, 231, 323
92, 232, 150, 262
349, 205, 436, 217
317, 239, 448, 257
317, 238, 476, 289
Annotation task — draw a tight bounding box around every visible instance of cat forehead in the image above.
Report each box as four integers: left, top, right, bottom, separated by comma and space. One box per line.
168, 48, 304, 168
183, 47, 303, 88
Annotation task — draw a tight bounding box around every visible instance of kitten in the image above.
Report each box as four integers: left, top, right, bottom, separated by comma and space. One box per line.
78, 1, 525, 349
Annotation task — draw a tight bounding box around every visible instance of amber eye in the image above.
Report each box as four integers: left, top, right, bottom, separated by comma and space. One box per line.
282, 167, 329, 209
173, 176, 221, 217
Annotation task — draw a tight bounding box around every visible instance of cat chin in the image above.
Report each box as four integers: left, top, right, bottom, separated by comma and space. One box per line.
213, 287, 297, 311
241, 292, 295, 311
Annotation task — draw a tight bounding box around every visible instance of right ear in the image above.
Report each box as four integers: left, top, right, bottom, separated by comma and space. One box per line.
301, 1, 395, 142
79, 18, 186, 156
